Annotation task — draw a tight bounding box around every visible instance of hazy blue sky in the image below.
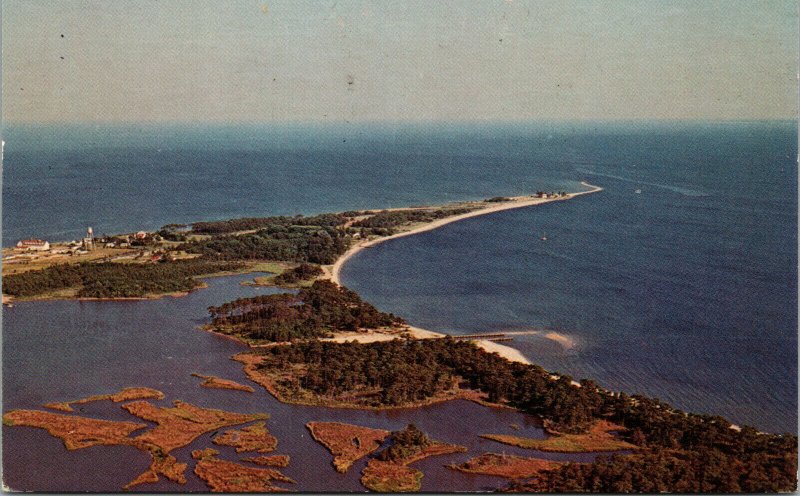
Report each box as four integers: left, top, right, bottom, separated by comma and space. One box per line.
2, 0, 797, 123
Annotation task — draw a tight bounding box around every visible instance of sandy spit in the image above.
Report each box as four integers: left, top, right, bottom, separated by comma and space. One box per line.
327, 182, 602, 286
324, 183, 602, 366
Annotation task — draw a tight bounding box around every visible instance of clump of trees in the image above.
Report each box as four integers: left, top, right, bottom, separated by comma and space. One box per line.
273, 263, 323, 286
208, 280, 404, 342
3, 260, 243, 298
485, 197, 511, 202
157, 224, 188, 242
377, 424, 431, 462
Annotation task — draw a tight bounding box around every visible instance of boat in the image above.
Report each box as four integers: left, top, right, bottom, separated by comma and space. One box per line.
635, 189, 642, 194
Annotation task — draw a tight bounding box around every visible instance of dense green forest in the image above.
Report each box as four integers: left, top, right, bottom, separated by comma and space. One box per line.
3, 260, 243, 298
207, 280, 404, 342
190, 213, 350, 234
272, 263, 323, 285
249, 338, 797, 492
179, 225, 351, 264
351, 207, 476, 229
506, 446, 796, 493
376, 424, 432, 462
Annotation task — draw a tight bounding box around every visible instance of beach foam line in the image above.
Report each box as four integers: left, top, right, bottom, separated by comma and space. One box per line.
327, 182, 603, 285
499, 330, 577, 350
543, 331, 577, 350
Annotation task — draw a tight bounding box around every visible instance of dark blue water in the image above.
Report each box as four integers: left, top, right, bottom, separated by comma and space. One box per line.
2, 122, 583, 245
2, 121, 796, 439
342, 121, 798, 433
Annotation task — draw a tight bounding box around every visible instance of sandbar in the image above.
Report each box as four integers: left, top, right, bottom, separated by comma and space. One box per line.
325, 184, 602, 365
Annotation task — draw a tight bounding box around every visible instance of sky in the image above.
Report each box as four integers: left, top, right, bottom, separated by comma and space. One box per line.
2, 0, 798, 123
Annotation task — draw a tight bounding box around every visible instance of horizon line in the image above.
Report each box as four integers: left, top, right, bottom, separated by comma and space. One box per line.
2, 117, 797, 127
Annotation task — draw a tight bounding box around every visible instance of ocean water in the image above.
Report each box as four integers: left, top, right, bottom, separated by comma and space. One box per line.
340, 121, 799, 433
2, 122, 583, 245
2, 121, 797, 439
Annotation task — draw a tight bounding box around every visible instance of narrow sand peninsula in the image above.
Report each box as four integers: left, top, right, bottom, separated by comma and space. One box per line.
326, 182, 601, 366
327, 325, 531, 365
329, 182, 602, 286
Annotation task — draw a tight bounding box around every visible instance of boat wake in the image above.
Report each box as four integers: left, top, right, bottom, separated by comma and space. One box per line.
577, 169, 709, 197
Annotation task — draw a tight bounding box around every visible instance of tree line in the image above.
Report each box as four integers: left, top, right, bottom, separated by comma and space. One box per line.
351, 207, 476, 230
189, 213, 351, 234
273, 263, 323, 285
3, 260, 243, 298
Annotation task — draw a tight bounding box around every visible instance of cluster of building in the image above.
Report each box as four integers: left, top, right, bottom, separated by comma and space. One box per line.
535, 191, 569, 199
15, 227, 98, 255
12, 228, 153, 256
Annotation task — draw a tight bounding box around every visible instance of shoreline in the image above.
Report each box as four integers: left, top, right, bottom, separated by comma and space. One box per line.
327, 182, 602, 286
325, 182, 602, 365
322, 325, 532, 365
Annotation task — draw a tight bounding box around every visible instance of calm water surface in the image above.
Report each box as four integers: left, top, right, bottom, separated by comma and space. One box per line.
3, 273, 594, 492
342, 123, 798, 433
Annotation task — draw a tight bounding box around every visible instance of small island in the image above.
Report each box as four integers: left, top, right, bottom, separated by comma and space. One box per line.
191, 373, 255, 393
307, 421, 391, 473
192, 448, 295, 492
360, 424, 467, 492
241, 455, 290, 467
43, 386, 165, 412
449, 453, 563, 479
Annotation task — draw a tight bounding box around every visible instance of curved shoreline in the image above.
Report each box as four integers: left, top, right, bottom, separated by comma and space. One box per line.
328, 182, 603, 286
326, 182, 603, 365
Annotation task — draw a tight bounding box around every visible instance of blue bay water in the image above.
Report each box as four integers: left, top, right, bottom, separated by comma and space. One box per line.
3, 121, 797, 434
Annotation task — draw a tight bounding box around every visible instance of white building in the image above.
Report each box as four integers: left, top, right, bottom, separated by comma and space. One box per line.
15, 239, 50, 251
